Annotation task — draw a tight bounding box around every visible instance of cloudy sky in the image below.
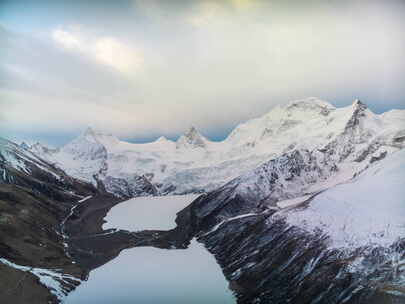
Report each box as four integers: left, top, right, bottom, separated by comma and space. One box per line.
1, 0, 404, 146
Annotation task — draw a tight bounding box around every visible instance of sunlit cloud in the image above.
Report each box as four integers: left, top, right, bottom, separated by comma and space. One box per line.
187, 2, 226, 27
230, 0, 257, 10
1, 0, 404, 145
93, 37, 143, 73
52, 28, 143, 74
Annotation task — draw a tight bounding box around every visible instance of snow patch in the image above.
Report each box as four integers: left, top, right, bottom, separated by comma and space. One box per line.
0, 258, 80, 301
277, 194, 313, 209
202, 212, 261, 236
284, 150, 405, 250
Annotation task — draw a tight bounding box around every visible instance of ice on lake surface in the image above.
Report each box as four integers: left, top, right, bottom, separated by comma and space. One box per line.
66, 195, 235, 304
103, 194, 200, 231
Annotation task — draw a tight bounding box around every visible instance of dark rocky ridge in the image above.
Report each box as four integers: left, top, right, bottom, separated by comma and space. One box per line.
3, 132, 402, 303
1, 99, 404, 303
138, 143, 405, 303
0, 137, 162, 303
0, 139, 99, 303
180, 199, 405, 304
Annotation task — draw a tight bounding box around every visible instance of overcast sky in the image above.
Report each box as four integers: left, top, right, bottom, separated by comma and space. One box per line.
1, 0, 404, 146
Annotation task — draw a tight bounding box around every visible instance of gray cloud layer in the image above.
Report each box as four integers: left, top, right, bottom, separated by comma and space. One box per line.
1, 0, 404, 145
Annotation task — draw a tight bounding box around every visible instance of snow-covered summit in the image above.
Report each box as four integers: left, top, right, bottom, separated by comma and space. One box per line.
176, 127, 209, 149
224, 98, 385, 157
28, 98, 405, 196
0, 137, 64, 182
284, 97, 335, 113
154, 136, 172, 144
78, 127, 120, 147
61, 128, 107, 161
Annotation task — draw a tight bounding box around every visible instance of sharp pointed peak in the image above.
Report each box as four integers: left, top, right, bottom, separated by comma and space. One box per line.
352, 99, 367, 108
348, 99, 371, 116
80, 127, 100, 140
185, 126, 199, 135
81, 127, 115, 138
177, 126, 204, 140
72, 127, 119, 147
84, 126, 95, 135
176, 126, 208, 148
343, 99, 373, 132
83, 126, 103, 136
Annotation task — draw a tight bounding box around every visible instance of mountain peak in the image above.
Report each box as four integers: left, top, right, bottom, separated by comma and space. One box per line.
79, 127, 118, 146
185, 126, 199, 137
20, 142, 30, 150
156, 135, 167, 141
155, 136, 172, 143
352, 99, 367, 110
83, 126, 96, 137
79, 127, 100, 143
342, 99, 376, 136
176, 127, 207, 149
285, 97, 335, 110
82, 127, 110, 138
82, 127, 115, 139
349, 99, 369, 115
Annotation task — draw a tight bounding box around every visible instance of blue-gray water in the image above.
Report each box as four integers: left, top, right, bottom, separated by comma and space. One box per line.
65, 195, 235, 304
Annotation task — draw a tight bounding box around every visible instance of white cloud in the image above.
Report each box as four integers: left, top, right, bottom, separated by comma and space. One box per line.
93, 37, 142, 73
52, 28, 82, 50
52, 28, 143, 74
2, 1, 405, 144
187, 2, 226, 27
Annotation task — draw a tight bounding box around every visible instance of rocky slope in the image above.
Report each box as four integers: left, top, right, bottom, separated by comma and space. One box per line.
2, 97, 404, 303
115, 98, 404, 303
0, 137, 99, 303
161, 148, 405, 304
29, 98, 405, 197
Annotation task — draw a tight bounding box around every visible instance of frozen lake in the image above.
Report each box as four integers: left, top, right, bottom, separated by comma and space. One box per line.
66, 195, 235, 304
103, 194, 200, 231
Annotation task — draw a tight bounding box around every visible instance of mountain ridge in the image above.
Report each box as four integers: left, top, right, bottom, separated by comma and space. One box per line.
27, 98, 405, 197
2, 97, 405, 303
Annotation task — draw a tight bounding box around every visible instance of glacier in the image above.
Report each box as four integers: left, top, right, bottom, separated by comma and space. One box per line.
28, 98, 405, 198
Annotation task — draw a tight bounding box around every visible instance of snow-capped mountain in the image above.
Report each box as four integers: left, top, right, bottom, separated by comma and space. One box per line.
285, 148, 405, 250
30, 98, 405, 197
174, 147, 405, 303
1, 137, 66, 184
0, 137, 96, 199
168, 125, 405, 303
0, 137, 101, 302
4, 97, 405, 303
176, 126, 209, 149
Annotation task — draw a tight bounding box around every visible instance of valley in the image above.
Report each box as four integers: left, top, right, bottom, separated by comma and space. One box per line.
1, 98, 404, 303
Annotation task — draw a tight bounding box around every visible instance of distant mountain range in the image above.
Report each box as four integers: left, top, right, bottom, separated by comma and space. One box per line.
26, 97, 405, 198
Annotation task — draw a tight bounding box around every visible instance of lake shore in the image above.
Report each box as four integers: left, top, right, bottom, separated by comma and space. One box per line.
65, 194, 234, 304
64, 193, 202, 276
